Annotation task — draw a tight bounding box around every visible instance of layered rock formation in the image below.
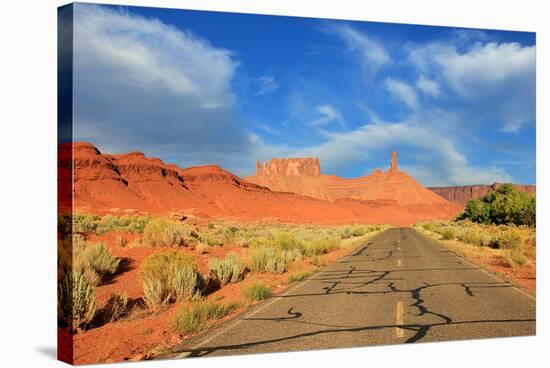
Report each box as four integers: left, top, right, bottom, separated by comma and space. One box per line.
247, 152, 454, 204
256, 157, 321, 177
429, 184, 536, 205
61, 142, 461, 225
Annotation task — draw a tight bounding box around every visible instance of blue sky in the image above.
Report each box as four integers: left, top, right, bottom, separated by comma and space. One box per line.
72, 3, 536, 186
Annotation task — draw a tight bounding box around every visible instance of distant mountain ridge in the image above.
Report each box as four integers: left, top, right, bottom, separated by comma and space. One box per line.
428, 184, 536, 205
59, 143, 462, 225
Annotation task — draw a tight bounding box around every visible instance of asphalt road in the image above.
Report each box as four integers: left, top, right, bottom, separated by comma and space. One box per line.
167, 227, 536, 359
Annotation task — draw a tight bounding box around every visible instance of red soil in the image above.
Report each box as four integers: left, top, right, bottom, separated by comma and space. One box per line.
71, 232, 312, 364
73, 232, 244, 364
59, 142, 462, 226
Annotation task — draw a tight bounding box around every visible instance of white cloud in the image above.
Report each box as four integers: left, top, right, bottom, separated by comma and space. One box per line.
416, 75, 441, 97
408, 41, 535, 132
256, 75, 279, 95
73, 4, 251, 164
437, 42, 535, 97
325, 23, 392, 77
75, 5, 237, 109
308, 105, 344, 127
246, 104, 512, 186
384, 77, 418, 109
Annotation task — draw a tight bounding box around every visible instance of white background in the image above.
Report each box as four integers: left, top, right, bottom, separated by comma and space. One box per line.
0, 0, 547, 367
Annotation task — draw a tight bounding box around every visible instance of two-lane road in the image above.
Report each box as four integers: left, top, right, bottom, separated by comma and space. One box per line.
167, 228, 535, 358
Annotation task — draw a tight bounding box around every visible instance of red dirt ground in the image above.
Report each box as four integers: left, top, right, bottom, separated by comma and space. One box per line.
72, 231, 331, 364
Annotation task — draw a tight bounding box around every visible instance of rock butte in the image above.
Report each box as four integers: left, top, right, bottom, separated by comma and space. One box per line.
60, 142, 463, 226
247, 150, 453, 207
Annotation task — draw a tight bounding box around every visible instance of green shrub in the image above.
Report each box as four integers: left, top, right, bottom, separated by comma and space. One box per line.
143, 218, 198, 247
441, 228, 455, 240
75, 242, 120, 285
200, 232, 224, 247
58, 272, 97, 331
142, 278, 169, 309
509, 248, 527, 266
243, 282, 272, 301
340, 227, 354, 239
208, 253, 246, 286
459, 184, 535, 226
95, 214, 152, 235
502, 247, 527, 267
273, 232, 305, 252
250, 247, 288, 274
248, 236, 273, 249
352, 226, 369, 237
170, 300, 240, 335
456, 228, 490, 247
72, 214, 100, 233
498, 229, 523, 250
305, 237, 340, 256
172, 265, 202, 301
284, 249, 303, 262
288, 271, 311, 282
266, 254, 288, 274
139, 252, 201, 309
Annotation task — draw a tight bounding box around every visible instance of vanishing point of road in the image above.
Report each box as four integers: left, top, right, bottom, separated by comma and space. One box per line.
167, 228, 536, 358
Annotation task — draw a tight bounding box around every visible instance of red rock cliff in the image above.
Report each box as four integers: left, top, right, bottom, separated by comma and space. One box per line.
429, 184, 536, 205
256, 157, 321, 177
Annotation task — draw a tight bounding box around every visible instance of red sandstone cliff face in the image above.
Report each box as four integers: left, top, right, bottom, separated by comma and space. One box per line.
429, 184, 536, 205
256, 157, 321, 177
247, 156, 454, 206
60, 142, 461, 225
245, 154, 463, 219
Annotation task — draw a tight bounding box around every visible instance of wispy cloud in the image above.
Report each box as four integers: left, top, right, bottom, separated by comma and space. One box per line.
416, 75, 441, 97
308, 105, 345, 128
384, 77, 418, 109
408, 40, 535, 133
256, 75, 279, 95
323, 23, 392, 77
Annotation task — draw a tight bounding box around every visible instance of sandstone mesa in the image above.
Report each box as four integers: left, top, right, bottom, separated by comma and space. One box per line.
61, 142, 467, 225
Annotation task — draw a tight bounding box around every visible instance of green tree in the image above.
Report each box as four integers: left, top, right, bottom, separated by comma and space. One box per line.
462, 199, 490, 224
459, 184, 535, 226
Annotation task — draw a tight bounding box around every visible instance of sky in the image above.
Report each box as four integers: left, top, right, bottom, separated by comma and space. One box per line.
72, 3, 536, 186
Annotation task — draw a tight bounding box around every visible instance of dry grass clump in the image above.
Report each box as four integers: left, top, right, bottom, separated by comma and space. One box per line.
456, 227, 491, 247
170, 300, 240, 335
74, 239, 120, 285
142, 218, 199, 247
208, 253, 246, 286
250, 246, 289, 274
288, 270, 312, 283
416, 220, 533, 267
304, 237, 340, 256
139, 252, 204, 309
68, 214, 152, 235
58, 271, 97, 332
103, 293, 129, 322
96, 214, 152, 234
